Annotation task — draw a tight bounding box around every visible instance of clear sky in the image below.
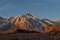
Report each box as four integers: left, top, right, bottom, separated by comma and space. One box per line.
0, 0, 60, 20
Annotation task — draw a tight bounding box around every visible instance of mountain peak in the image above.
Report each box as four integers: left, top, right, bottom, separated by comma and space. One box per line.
0, 13, 60, 34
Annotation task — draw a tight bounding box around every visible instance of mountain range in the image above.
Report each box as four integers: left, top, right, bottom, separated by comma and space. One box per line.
0, 13, 60, 35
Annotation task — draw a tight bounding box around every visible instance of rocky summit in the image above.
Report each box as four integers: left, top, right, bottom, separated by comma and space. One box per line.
0, 13, 60, 34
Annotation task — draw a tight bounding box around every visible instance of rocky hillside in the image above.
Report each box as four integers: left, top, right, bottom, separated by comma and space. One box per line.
0, 13, 60, 34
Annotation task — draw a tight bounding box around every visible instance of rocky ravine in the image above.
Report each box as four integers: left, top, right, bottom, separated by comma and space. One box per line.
0, 13, 60, 34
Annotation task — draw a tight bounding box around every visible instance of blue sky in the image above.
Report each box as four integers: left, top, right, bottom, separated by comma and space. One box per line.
0, 0, 60, 20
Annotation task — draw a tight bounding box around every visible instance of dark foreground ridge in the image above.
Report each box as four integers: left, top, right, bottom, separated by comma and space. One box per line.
0, 33, 60, 40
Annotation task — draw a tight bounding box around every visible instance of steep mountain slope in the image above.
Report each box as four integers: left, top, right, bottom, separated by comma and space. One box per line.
11, 13, 43, 33
0, 13, 60, 34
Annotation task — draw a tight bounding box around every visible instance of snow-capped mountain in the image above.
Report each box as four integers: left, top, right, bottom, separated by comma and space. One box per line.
0, 13, 60, 34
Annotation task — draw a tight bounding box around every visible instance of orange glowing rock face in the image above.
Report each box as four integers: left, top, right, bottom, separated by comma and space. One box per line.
0, 13, 60, 34
45, 26, 57, 33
